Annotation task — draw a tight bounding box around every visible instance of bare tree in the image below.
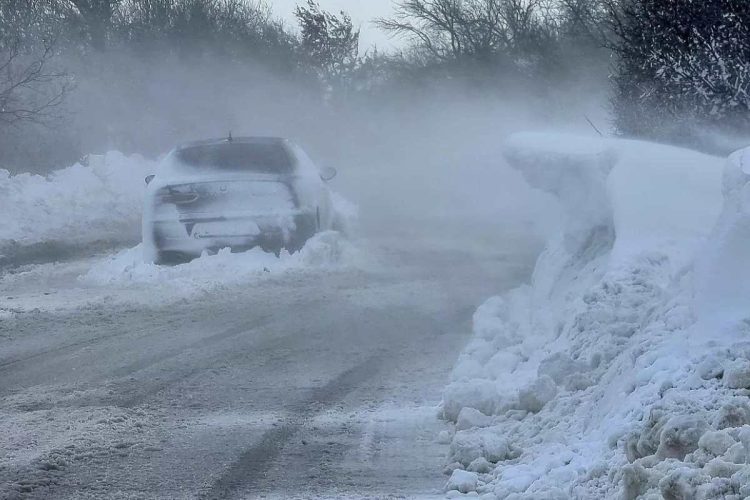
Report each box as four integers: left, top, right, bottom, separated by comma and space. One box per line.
375, 0, 558, 61
0, 38, 71, 126
295, 1, 359, 96
557, 0, 612, 41
65, 0, 121, 50
607, 0, 750, 142
0, 1, 72, 127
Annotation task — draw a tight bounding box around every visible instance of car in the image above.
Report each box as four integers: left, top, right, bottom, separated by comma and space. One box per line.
142, 136, 337, 264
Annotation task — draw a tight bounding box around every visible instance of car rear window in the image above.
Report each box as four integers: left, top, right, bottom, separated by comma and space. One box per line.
175, 143, 295, 173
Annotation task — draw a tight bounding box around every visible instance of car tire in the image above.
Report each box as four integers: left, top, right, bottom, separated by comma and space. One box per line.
287, 213, 317, 253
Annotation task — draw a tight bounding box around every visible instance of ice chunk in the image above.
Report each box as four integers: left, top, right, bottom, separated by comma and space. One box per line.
467, 457, 493, 474
445, 469, 479, 494
723, 359, 750, 389
730, 467, 750, 496
437, 430, 454, 445
714, 401, 750, 430
517, 375, 557, 413
657, 415, 708, 460
443, 379, 499, 422
697, 354, 725, 380
703, 457, 742, 479
456, 407, 492, 431
659, 467, 710, 500
449, 428, 512, 467
698, 430, 736, 457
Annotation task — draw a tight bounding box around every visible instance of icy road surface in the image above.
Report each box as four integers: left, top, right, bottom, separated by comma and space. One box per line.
0, 236, 534, 499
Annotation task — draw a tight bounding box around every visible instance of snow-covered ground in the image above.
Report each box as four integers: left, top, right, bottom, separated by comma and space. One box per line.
441, 133, 750, 498
0, 218, 535, 499
82, 231, 360, 291
0, 231, 361, 315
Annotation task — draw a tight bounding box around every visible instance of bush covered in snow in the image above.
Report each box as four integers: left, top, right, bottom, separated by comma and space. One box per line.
611, 0, 750, 147
440, 132, 750, 498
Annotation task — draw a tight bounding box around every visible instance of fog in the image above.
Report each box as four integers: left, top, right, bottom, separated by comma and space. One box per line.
0, 0, 619, 253
54, 51, 607, 252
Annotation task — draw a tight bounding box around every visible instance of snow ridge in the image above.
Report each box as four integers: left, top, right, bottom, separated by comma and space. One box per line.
441, 133, 750, 499
0, 152, 156, 253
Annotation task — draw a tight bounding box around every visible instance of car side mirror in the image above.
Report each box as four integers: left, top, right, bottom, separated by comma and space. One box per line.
320, 167, 337, 182
145, 174, 155, 185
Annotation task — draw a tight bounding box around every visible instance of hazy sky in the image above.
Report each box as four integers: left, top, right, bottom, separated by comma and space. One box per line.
271, 0, 401, 50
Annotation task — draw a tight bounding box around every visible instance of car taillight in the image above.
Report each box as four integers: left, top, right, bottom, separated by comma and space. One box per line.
158, 185, 199, 205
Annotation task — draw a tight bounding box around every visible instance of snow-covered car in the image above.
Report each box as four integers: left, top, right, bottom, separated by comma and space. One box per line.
142, 136, 337, 264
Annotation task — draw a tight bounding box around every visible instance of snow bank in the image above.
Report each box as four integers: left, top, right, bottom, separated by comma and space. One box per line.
440, 132, 750, 498
695, 148, 750, 327
0, 152, 156, 253
80, 231, 358, 293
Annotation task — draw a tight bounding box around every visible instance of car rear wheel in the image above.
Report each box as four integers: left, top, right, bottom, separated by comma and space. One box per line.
287, 213, 317, 253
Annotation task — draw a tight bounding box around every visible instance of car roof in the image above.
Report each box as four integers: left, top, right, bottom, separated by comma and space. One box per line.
176, 136, 290, 151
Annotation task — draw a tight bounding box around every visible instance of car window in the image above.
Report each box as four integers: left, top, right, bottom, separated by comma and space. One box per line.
175, 143, 295, 173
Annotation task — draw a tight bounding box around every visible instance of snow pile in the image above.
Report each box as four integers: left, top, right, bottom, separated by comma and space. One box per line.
0, 152, 156, 251
694, 149, 750, 327
80, 231, 358, 292
440, 132, 750, 498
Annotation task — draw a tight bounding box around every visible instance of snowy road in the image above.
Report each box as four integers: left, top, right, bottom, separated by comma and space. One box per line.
0, 236, 534, 499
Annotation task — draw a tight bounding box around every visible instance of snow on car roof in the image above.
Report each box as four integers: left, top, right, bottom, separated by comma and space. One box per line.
173, 139, 297, 174
177, 136, 289, 150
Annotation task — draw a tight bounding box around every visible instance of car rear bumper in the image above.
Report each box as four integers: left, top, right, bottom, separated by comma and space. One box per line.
147, 212, 317, 260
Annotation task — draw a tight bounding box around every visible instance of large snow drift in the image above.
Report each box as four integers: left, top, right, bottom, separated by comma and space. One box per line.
442, 133, 750, 498
0, 152, 156, 254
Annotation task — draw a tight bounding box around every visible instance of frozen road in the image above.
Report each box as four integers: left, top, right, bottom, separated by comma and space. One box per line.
0, 236, 534, 499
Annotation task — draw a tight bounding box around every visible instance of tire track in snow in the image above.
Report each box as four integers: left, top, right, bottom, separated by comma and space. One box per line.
199, 354, 383, 500
113, 332, 285, 410
109, 300, 328, 409
0, 295, 326, 402
107, 314, 275, 378
0, 329, 130, 372
0, 314, 319, 497
3, 312, 303, 411
0, 315, 272, 403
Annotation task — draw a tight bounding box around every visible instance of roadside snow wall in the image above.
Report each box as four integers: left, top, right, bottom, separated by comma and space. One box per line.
0, 152, 156, 257
442, 132, 750, 498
